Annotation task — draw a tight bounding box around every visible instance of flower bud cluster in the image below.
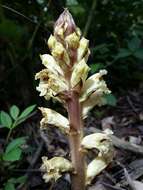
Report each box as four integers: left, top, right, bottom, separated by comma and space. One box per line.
36, 9, 110, 119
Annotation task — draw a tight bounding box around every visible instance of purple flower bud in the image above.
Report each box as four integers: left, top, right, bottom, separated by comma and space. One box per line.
54, 9, 76, 39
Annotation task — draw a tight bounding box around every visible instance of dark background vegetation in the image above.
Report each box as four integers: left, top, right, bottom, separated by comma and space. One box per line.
1, 0, 143, 109
1, 0, 143, 189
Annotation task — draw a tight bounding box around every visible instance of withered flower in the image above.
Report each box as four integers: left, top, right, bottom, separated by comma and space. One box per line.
41, 156, 73, 183
81, 132, 114, 185
39, 107, 70, 134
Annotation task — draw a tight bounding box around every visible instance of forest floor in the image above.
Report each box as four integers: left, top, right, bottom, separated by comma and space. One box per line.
1, 88, 143, 190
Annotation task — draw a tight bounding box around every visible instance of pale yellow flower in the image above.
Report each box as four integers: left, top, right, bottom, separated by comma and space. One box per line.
65, 32, 80, 49
82, 93, 107, 118
35, 69, 68, 98
35, 69, 50, 97
86, 157, 109, 185
77, 37, 89, 61
41, 156, 73, 183
71, 58, 90, 88
81, 132, 113, 154
36, 83, 49, 97
48, 75, 68, 96
80, 69, 110, 118
47, 35, 56, 50
52, 41, 70, 65
40, 54, 64, 76
35, 69, 49, 81
81, 132, 114, 185
39, 107, 70, 133
80, 69, 110, 102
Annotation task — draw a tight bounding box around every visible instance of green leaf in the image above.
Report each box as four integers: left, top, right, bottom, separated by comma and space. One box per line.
104, 94, 117, 106
5, 137, 26, 153
3, 147, 22, 161
18, 105, 36, 119
92, 44, 109, 54
0, 111, 12, 128
0, 19, 23, 43
10, 105, 20, 120
4, 176, 26, 190
66, 0, 78, 6
116, 48, 131, 59
15, 176, 27, 184
128, 36, 140, 51
4, 182, 15, 190
68, 4, 85, 16
90, 63, 104, 73
3, 137, 26, 161
134, 49, 143, 59
6, 178, 17, 184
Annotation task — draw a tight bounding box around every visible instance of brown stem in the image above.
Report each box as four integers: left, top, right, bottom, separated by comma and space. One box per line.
67, 91, 86, 190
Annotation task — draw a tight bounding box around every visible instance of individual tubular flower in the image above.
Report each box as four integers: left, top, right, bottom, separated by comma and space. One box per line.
80, 69, 111, 118
77, 37, 89, 62
70, 58, 90, 88
65, 32, 80, 49
86, 157, 109, 185
48, 35, 57, 50
40, 54, 64, 76
35, 69, 68, 99
35, 69, 50, 97
81, 132, 114, 185
51, 41, 70, 66
39, 107, 70, 134
80, 69, 110, 102
82, 93, 107, 119
81, 132, 113, 154
41, 156, 73, 183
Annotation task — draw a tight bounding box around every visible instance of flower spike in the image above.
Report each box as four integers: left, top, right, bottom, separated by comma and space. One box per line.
35, 9, 114, 189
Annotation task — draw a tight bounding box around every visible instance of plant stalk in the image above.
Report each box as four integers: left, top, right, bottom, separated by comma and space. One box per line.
67, 91, 86, 190
6, 129, 12, 144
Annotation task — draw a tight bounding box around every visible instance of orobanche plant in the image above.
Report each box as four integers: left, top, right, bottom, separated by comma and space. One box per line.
36, 9, 114, 190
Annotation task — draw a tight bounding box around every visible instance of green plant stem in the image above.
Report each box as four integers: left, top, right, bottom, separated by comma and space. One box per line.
6, 129, 12, 143
83, 0, 97, 37
67, 91, 86, 190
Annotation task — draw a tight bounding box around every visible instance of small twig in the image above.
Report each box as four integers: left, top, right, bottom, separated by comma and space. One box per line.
12, 169, 40, 172
28, 141, 44, 169
110, 135, 143, 155
0, 4, 36, 24
114, 159, 143, 186
40, 130, 50, 152
102, 182, 126, 190
123, 168, 137, 190
126, 95, 138, 115
93, 128, 143, 155
5, 129, 12, 144
102, 171, 116, 184
117, 161, 137, 190
0, 4, 51, 34
83, 0, 97, 37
